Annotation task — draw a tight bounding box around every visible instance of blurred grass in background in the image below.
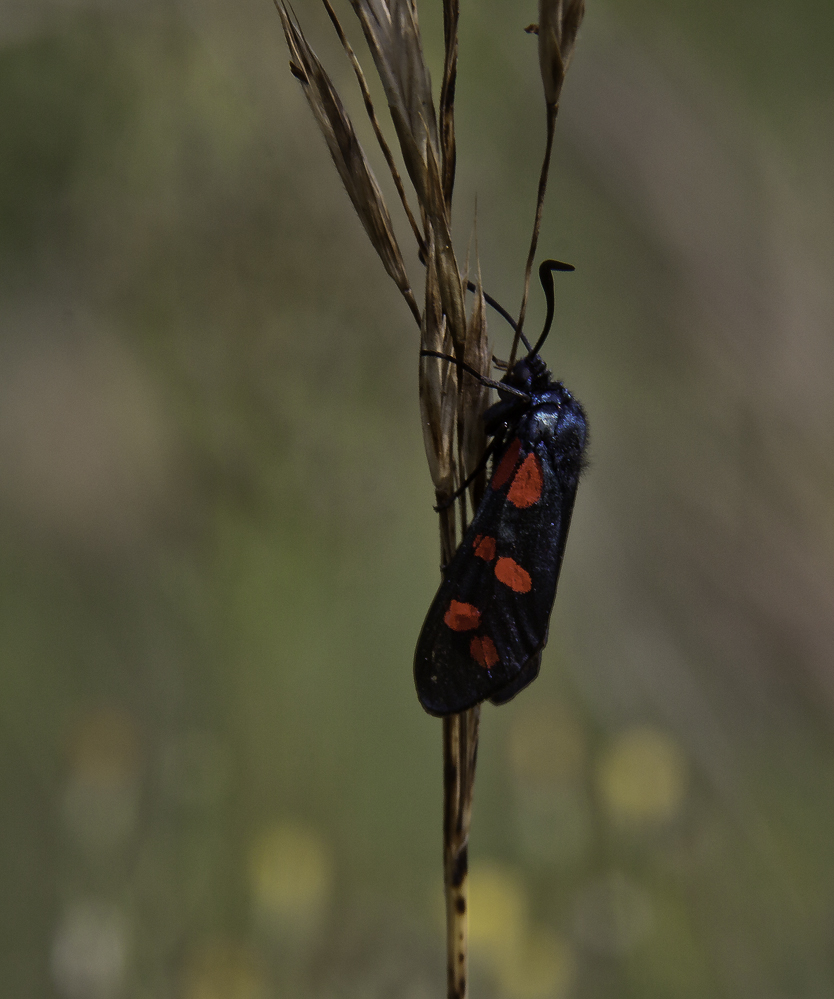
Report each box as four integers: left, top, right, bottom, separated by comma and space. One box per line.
1, 1, 833, 997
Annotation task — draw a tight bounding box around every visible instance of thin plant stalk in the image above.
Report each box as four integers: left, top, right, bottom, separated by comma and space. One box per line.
439, 0, 459, 214
511, 101, 557, 367
443, 706, 479, 999
436, 1, 479, 994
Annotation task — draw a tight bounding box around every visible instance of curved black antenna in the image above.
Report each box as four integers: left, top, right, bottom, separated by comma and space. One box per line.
465, 280, 515, 332
419, 350, 532, 402
463, 280, 535, 353
418, 247, 535, 351
530, 260, 574, 357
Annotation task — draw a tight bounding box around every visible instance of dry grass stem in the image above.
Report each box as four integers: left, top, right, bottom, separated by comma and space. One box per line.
439, 0, 459, 212
443, 707, 479, 999
513, 102, 557, 362
513, 0, 584, 361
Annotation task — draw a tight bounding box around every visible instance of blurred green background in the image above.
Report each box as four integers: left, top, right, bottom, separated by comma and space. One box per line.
2, 0, 834, 997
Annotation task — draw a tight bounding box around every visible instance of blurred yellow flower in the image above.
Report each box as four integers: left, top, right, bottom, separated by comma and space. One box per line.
468, 861, 528, 964
468, 864, 575, 999
597, 727, 687, 827
248, 820, 333, 943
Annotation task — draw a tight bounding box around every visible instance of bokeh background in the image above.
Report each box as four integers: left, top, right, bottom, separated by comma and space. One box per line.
2, 0, 834, 997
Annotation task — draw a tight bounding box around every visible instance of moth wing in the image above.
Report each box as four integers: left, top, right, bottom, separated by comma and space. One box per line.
414, 431, 580, 716
488, 650, 542, 706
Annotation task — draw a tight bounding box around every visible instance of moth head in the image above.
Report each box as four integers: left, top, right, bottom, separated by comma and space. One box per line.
502, 353, 551, 396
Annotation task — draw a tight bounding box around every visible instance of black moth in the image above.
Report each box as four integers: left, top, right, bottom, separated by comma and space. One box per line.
414, 261, 588, 716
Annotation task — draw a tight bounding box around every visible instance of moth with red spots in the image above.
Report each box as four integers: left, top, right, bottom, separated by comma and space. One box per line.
414, 262, 588, 716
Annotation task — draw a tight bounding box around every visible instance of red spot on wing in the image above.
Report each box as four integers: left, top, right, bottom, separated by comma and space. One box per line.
494, 557, 532, 593
470, 635, 499, 668
473, 535, 497, 561
507, 452, 543, 508
491, 438, 522, 490
444, 600, 481, 632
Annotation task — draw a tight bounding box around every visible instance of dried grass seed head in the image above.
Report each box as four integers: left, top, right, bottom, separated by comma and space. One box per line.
278, 3, 418, 320
538, 0, 586, 106
349, 0, 440, 204
419, 233, 457, 498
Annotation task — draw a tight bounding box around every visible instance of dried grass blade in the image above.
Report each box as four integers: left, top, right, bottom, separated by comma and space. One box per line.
425, 141, 466, 356
321, 0, 426, 256
278, 2, 420, 324
460, 265, 489, 514
350, 0, 439, 203
419, 232, 457, 504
